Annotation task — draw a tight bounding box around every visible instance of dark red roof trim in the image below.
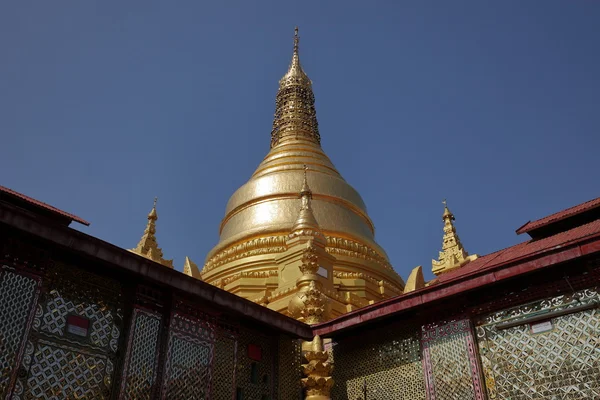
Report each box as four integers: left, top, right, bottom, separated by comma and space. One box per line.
0, 185, 90, 226
312, 220, 600, 336
516, 197, 600, 235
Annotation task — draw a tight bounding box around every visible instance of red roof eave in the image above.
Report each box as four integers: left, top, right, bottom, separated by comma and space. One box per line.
516, 197, 600, 235
312, 231, 600, 337
0, 185, 89, 226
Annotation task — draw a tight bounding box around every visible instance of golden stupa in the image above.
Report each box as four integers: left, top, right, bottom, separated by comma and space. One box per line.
200, 28, 404, 320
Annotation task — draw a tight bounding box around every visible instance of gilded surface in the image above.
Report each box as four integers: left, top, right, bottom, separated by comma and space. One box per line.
331, 323, 425, 400
404, 265, 425, 293
130, 198, 173, 268
302, 336, 334, 400
271, 27, 320, 148
432, 202, 477, 276
202, 28, 404, 311
476, 288, 600, 399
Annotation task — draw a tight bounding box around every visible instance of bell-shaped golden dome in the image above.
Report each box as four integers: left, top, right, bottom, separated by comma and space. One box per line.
202, 28, 404, 305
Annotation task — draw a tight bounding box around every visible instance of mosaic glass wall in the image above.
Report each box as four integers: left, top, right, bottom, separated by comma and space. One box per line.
236, 329, 275, 400
422, 320, 485, 400
10, 262, 123, 400
476, 287, 600, 399
120, 308, 162, 400
160, 312, 215, 399
331, 324, 426, 400
212, 333, 237, 400
277, 336, 303, 400
0, 267, 39, 398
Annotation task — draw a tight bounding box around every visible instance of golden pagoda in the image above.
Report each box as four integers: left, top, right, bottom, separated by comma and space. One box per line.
200, 28, 404, 320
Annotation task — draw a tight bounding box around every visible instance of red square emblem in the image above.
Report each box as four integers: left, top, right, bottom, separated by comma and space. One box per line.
248, 344, 262, 361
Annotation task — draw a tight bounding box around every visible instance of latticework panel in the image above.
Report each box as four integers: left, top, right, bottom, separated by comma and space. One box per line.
163, 335, 212, 399
212, 335, 236, 400
422, 320, 484, 400
40, 289, 119, 351
0, 268, 38, 397
476, 287, 600, 399
20, 340, 112, 400
236, 328, 275, 400
120, 308, 162, 400
331, 324, 426, 400
161, 313, 214, 400
277, 336, 302, 400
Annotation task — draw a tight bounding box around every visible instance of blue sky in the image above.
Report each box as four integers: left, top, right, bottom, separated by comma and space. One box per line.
1, 1, 598, 281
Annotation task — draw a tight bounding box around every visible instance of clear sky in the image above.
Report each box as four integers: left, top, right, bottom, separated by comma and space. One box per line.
1, 1, 598, 281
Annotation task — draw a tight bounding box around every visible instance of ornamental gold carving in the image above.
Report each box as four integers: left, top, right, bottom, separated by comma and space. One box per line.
299, 241, 319, 276
202, 235, 287, 274
432, 202, 478, 276
333, 271, 402, 294
302, 335, 334, 400
203, 234, 395, 276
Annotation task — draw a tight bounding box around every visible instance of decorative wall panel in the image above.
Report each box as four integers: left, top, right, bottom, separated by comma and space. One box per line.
212, 334, 237, 400
120, 308, 162, 400
476, 287, 600, 399
8, 263, 124, 400
20, 340, 113, 400
331, 325, 426, 400
422, 320, 484, 400
40, 289, 119, 351
277, 336, 302, 400
160, 313, 215, 400
236, 329, 275, 400
0, 267, 39, 397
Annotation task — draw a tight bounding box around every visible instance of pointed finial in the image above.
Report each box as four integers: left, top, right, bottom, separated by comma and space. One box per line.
130, 197, 173, 268
301, 164, 310, 192
441, 198, 454, 220
271, 27, 320, 148
148, 197, 158, 220
300, 165, 312, 205
294, 26, 299, 54
432, 201, 477, 275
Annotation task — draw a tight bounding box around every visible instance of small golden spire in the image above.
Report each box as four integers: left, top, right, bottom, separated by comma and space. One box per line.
432, 200, 477, 275
292, 166, 321, 233
130, 198, 173, 268
271, 27, 320, 148
183, 256, 200, 278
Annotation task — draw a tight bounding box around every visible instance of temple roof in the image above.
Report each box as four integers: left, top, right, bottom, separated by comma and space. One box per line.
516, 196, 600, 238
0, 185, 89, 226
312, 195, 600, 336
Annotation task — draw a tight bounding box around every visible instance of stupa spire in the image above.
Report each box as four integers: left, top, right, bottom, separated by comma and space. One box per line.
291, 165, 321, 234
271, 27, 321, 148
130, 198, 174, 268
432, 200, 477, 275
